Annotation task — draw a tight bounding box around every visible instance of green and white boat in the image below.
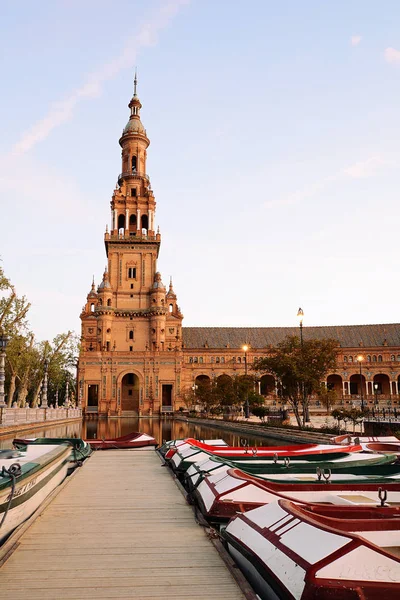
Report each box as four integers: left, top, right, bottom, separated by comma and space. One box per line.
13, 437, 92, 470
183, 450, 398, 491
0, 444, 71, 543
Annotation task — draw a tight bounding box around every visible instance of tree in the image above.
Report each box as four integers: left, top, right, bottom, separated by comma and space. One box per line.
0, 265, 30, 336
252, 405, 269, 422
253, 335, 338, 427
195, 378, 217, 415
317, 385, 338, 414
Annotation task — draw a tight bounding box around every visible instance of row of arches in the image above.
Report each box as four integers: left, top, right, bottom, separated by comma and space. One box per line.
194, 372, 400, 399
117, 214, 148, 232
194, 374, 275, 395
327, 373, 400, 396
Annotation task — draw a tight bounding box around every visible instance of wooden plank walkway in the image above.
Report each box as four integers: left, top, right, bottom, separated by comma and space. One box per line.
0, 450, 246, 599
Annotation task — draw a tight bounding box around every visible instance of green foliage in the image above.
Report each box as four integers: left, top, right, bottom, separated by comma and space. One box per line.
252, 405, 270, 422
1, 262, 79, 407
0, 265, 30, 336
317, 386, 338, 413
253, 335, 338, 427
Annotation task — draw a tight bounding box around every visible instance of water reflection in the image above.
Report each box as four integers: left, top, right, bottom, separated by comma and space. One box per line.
0, 418, 282, 448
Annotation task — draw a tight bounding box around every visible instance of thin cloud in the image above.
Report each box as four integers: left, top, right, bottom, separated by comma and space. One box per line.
343, 156, 394, 178
384, 47, 400, 64
11, 0, 189, 156
264, 155, 395, 209
350, 35, 362, 47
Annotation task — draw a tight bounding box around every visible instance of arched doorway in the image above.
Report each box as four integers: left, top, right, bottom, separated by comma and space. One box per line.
373, 374, 391, 398
121, 373, 140, 412
260, 374, 275, 396
349, 373, 365, 397
326, 374, 343, 396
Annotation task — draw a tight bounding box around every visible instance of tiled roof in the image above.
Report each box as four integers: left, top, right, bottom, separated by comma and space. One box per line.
182, 324, 400, 349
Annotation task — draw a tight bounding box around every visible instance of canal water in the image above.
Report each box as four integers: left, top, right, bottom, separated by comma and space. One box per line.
0, 418, 282, 448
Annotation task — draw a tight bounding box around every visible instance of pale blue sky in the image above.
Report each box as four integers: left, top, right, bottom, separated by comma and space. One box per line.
1, 0, 400, 341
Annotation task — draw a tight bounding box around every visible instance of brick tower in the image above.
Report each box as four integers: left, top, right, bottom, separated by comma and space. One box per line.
78, 76, 183, 416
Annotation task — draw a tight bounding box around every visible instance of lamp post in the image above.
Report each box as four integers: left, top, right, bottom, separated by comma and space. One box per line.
296, 308, 310, 422
297, 308, 304, 345
40, 358, 49, 408
242, 344, 250, 418
191, 383, 198, 412
374, 383, 379, 406
356, 355, 364, 411
0, 331, 9, 408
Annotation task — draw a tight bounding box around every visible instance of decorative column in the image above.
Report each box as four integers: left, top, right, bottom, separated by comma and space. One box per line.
65, 381, 69, 407
40, 359, 49, 408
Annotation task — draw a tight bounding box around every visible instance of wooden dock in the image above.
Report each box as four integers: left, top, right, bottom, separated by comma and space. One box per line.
0, 450, 247, 599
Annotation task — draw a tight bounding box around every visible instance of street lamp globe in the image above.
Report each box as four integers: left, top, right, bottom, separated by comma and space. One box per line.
296, 308, 304, 324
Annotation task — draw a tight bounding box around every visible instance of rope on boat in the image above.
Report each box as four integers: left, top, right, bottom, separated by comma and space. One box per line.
0, 463, 22, 529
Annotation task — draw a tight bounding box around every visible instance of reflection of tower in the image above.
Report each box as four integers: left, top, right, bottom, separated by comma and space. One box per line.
78, 75, 183, 417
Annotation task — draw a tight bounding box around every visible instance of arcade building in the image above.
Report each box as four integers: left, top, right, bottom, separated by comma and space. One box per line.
77, 80, 400, 416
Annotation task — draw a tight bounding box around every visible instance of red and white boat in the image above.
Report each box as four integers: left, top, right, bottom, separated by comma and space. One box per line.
169, 439, 362, 472
85, 431, 157, 450
194, 466, 400, 521
222, 499, 400, 600
332, 435, 400, 458
333, 434, 399, 444
161, 438, 227, 460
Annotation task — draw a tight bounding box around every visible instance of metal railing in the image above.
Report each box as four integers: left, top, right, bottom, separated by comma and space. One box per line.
118, 172, 150, 182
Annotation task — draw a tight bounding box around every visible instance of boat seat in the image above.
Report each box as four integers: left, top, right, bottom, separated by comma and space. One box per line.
0, 450, 22, 459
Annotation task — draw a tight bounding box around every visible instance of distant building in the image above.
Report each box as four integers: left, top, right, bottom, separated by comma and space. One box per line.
78, 80, 400, 416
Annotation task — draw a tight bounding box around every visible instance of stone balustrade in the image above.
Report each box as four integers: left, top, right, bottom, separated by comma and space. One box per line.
0, 407, 82, 428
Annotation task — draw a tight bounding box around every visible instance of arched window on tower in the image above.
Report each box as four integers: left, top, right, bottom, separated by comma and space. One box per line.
169, 304, 173, 313
118, 214, 125, 230
129, 214, 137, 236
90, 303, 95, 312
131, 156, 137, 172
141, 214, 148, 234
129, 330, 134, 340
107, 299, 111, 307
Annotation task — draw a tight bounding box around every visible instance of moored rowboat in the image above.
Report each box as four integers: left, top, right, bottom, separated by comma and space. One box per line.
169, 440, 363, 473
13, 437, 92, 468
183, 450, 397, 492
85, 431, 157, 449
222, 499, 400, 599
193, 466, 400, 522
159, 438, 227, 460
0, 444, 71, 543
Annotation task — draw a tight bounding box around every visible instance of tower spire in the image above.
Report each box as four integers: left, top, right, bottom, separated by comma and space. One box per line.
134, 69, 138, 98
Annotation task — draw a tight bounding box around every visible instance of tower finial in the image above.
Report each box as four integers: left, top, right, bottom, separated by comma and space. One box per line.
134, 68, 138, 97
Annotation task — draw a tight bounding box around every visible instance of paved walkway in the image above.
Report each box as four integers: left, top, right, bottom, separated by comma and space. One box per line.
0, 451, 246, 599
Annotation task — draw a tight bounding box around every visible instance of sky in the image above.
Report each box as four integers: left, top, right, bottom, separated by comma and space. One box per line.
1, 0, 400, 342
